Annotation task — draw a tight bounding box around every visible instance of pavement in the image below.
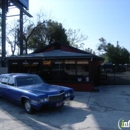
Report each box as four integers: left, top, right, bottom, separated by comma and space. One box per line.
0, 85, 130, 130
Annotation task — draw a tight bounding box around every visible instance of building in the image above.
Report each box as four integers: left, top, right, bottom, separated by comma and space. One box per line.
7, 42, 103, 91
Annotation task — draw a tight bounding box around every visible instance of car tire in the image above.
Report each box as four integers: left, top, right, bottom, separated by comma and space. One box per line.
24, 99, 34, 114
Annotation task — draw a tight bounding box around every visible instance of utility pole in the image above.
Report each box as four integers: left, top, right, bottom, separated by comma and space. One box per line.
2, 0, 7, 67
20, 8, 23, 55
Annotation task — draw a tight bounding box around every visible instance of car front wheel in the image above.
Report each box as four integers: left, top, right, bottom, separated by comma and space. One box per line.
24, 99, 34, 114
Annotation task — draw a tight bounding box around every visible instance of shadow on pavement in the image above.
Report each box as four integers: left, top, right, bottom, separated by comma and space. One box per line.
0, 97, 90, 130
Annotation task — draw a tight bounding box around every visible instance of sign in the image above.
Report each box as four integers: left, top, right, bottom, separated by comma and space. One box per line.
54, 61, 63, 64
33, 62, 39, 65
12, 62, 18, 65
77, 60, 89, 64
118, 118, 130, 130
65, 60, 75, 64
23, 62, 28, 64
19, 0, 29, 10
43, 61, 51, 65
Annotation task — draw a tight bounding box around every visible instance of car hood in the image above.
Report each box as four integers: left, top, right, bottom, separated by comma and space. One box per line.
20, 83, 70, 95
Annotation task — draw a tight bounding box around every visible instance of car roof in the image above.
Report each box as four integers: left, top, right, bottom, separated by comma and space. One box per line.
0, 73, 37, 78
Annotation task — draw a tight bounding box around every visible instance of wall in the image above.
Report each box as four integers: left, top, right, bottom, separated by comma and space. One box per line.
40, 46, 55, 52
0, 67, 8, 74
92, 59, 101, 86
48, 81, 93, 92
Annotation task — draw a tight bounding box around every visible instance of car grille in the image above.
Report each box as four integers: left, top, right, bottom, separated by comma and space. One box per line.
49, 93, 65, 102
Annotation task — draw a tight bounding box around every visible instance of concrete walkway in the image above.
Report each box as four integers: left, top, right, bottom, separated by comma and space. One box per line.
0, 85, 130, 130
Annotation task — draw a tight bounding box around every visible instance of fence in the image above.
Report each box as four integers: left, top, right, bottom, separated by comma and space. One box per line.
107, 71, 130, 85
100, 64, 130, 85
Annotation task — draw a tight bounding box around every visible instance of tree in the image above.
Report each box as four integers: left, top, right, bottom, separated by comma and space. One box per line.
27, 20, 69, 51
85, 47, 95, 54
97, 37, 108, 53
97, 38, 130, 64
27, 11, 88, 51
18, 21, 46, 54
66, 29, 88, 48
6, 16, 33, 55
6, 21, 19, 56
7, 10, 88, 54
6, 16, 43, 55
47, 20, 69, 44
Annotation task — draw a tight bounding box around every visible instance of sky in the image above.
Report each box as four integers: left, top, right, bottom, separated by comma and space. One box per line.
7, 0, 130, 54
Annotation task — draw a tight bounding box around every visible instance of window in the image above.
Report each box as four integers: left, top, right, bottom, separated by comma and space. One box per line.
8, 77, 15, 86
9, 61, 19, 73
1, 77, 9, 84
52, 60, 63, 70
16, 76, 43, 87
22, 61, 30, 73
42, 60, 52, 80
30, 61, 40, 74
77, 60, 89, 82
0, 76, 2, 82
64, 60, 76, 81
40, 59, 90, 82
51, 60, 64, 80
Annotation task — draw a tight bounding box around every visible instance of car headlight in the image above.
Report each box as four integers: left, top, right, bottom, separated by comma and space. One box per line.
40, 98, 49, 103
65, 93, 71, 97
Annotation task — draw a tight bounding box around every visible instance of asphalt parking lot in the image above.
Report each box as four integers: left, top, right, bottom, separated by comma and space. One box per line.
0, 85, 130, 130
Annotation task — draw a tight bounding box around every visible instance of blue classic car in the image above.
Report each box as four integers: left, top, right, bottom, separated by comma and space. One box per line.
0, 73, 75, 114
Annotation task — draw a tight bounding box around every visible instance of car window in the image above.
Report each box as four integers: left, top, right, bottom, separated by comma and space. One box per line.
16, 76, 44, 87
0, 76, 2, 82
1, 77, 9, 84
8, 77, 15, 86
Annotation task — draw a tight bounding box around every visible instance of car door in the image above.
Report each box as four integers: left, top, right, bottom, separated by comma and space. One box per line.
4, 76, 20, 103
0, 76, 9, 97
0, 76, 3, 96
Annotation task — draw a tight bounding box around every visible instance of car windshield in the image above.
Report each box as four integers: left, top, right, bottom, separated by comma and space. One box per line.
16, 76, 44, 87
